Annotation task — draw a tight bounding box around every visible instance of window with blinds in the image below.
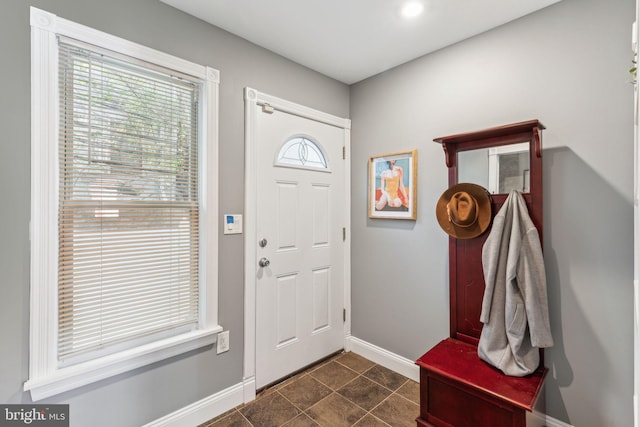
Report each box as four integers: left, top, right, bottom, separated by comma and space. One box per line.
57, 39, 201, 361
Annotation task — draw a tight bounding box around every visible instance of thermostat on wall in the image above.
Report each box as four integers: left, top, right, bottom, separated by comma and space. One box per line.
223, 214, 243, 234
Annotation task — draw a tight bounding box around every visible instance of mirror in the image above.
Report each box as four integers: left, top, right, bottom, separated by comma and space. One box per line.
457, 142, 530, 194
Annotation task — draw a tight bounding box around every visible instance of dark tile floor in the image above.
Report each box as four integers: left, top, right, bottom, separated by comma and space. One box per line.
199, 352, 419, 427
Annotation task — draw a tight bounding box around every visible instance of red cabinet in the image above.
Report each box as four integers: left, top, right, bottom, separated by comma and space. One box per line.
417, 338, 545, 427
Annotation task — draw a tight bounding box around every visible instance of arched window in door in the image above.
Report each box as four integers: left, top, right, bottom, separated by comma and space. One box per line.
276, 136, 329, 171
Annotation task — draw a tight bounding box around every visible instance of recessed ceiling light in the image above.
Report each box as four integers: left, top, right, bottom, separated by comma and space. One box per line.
401, 1, 424, 18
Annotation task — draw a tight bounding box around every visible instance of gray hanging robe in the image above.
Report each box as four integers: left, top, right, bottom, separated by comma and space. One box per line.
478, 190, 553, 377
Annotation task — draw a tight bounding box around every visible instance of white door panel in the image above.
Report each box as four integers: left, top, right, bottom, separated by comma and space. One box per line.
255, 106, 345, 388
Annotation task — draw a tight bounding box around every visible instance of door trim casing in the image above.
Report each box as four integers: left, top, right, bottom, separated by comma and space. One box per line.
243, 87, 351, 401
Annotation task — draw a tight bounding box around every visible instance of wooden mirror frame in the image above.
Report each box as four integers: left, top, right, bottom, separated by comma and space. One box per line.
434, 119, 545, 344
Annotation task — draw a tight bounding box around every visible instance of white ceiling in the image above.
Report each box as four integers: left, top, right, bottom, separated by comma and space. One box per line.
160, 0, 562, 85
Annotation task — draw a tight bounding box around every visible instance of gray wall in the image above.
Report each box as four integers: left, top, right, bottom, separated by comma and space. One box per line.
350, 0, 635, 425
0, 0, 348, 426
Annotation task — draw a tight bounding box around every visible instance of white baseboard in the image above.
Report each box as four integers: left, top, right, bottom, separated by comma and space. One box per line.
526, 410, 547, 427
543, 414, 574, 427
528, 409, 572, 427
345, 335, 419, 382
143, 377, 255, 427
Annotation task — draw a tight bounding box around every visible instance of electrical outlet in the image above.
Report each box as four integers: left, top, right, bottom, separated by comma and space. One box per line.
216, 330, 230, 354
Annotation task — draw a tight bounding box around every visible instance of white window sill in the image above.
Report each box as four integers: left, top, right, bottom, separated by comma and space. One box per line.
24, 326, 222, 401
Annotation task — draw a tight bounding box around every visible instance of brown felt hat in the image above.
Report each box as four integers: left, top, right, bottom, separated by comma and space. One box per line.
436, 183, 492, 239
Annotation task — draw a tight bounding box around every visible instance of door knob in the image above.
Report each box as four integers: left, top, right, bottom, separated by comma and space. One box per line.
259, 257, 270, 267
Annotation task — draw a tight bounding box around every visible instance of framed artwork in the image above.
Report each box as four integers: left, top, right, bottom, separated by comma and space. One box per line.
368, 149, 417, 220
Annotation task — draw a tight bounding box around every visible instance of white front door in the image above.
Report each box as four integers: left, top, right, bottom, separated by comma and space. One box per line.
249, 93, 349, 389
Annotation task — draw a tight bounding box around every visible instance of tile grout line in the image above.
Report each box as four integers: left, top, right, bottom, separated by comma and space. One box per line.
316, 359, 404, 427
202, 353, 419, 426
237, 409, 253, 427
254, 354, 341, 426
294, 355, 415, 427
290, 357, 376, 426
275, 354, 358, 426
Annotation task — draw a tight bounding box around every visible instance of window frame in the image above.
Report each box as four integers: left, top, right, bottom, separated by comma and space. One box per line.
26, 7, 221, 401
275, 135, 331, 172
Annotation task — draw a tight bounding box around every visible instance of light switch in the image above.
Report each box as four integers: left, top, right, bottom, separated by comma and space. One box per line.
223, 214, 243, 234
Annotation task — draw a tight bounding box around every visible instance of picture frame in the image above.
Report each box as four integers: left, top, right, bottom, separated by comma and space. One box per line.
368, 149, 417, 220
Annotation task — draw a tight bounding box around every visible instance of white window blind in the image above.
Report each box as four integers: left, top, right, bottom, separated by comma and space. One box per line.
57, 39, 201, 361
